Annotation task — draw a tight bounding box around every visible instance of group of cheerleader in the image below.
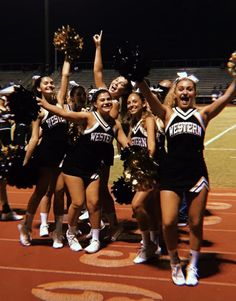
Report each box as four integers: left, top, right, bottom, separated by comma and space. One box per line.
1, 29, 236, 287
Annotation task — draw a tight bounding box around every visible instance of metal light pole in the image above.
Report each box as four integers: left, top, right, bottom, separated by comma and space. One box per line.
44, 0, 50, 73
54, 48, 58, 72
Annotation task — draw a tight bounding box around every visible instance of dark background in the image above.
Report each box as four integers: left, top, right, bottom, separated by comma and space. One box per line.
0, 0, 235, 66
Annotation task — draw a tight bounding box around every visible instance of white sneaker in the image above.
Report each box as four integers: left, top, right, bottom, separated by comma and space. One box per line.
1, 211, 23, 221
185, 265, 199, 286
133, 243, 157, 264
52, 231, 64, 249
79, 210, 89, 221
18, 224, 31, 246
171, 263, 185, 286
39, 224, 49, 237
66, 230, 83, 251
84, 239, 101, 253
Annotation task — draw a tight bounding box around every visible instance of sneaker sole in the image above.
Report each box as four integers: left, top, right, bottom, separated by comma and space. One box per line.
53, 244, 63, 249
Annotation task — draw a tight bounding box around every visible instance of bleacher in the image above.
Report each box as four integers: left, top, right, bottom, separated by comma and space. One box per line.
0, 66, 233, 104
149, 67, 232, 103
0, 71, 33, 90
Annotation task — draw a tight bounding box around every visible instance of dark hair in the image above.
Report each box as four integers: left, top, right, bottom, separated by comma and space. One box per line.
91, 88, 111, 103
32, 75, 52, 98
129, 91, 146, 103
122, 79, 133, 98
69, 85, 86, 98
32, 76, 43, 97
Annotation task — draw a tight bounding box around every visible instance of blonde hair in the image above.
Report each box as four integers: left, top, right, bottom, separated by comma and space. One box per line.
163, 78, 197, 108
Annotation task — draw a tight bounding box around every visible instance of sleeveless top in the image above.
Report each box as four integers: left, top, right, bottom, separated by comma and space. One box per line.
34, 108, 68, 167
160, 107, 209, 193
62, 111, 116, 176
0, 110, 12, 146
130, 118, 165, 162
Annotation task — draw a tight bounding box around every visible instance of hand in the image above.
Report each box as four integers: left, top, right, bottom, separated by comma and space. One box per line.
37, 97, 47, 108
227, 51, 236, 77
93, 30, 103, 46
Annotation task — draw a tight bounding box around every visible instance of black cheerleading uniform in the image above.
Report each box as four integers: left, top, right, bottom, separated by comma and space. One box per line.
160, 107, 209, 193
131, 118, 165, 162
0, 110, 12, 146
33, 109, 68, 167
62, 111, 116, 180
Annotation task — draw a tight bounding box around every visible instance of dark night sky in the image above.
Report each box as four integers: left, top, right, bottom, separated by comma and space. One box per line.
0, 0, 235, 65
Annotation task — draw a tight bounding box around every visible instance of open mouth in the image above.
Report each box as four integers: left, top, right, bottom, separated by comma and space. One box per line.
109, 85, 117, 92
102, 103, 112, 109
180, 94, 190, 103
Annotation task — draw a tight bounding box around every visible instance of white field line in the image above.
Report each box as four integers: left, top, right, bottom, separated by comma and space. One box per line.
206, 148, 236, 151
0, 265, 236, 288
1, 236, 236, 250
204, 124, 236, 146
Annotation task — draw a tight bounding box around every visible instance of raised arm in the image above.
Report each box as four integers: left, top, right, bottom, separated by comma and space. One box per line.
93, 31, 107, 89
201, 78, 236, 124
136, 80, 168, 122
57, 57, 71, 106
37, 97, 89, 123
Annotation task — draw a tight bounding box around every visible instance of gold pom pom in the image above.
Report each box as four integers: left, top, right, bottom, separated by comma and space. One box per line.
53, 25, 83, 61
227, 51, 236, 77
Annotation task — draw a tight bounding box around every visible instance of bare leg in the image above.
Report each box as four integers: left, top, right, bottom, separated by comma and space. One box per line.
187, 188, 208, 251
0, 179, 11, 212
99, 165, 118, 227
160, 190, 182, 255
84, 178, 101, 253
63, 174, 85, 227
86, 178, 101, 229
132, 190, 153, 231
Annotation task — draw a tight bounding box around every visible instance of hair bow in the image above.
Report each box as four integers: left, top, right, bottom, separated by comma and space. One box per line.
69, 80, 80, 87
175, 72, 199, 83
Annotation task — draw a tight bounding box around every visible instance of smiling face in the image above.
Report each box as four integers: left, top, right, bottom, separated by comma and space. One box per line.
37, 76, 55, 98
109, 76, 129, 98
93, 91, 113, 115
175, 79, 196, 110
127, 92, 146, 116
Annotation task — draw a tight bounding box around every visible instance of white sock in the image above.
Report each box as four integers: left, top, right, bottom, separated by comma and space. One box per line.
91, 229, 100, 241
55, 215, 63, 233
141, 230, 151, 247
40, 213, 48, 225
189, 249, 200, 268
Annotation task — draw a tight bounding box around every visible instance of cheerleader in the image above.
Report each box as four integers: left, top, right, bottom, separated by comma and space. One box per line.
37, 89, 129, 253
137, 71, 236, 286
17, 58, 70, 247
126, 91, 162, 263
0, 96, 23, 221
93, 31, 132, 240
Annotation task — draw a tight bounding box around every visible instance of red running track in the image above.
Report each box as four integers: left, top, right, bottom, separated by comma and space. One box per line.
0, 187, 235, 300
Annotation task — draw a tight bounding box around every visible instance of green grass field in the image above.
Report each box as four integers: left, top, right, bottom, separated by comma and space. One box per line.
110, 106, 236, 189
